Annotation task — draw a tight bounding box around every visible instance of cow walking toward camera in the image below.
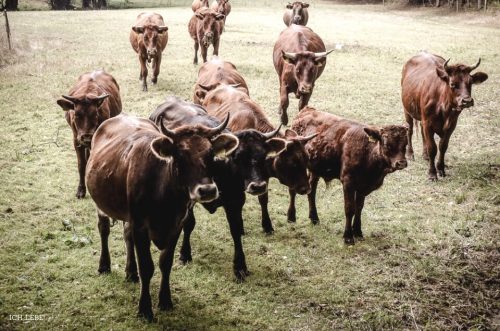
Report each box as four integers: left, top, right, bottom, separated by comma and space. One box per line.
287, 106, 409, 245
273, 25, 333, 125
86, 114, 238, 321
401, 52, 488, 180
188, 8, 225, 65
192, 0, 209, 12
283, 2, 309, 26
56, 69, 121, 199
130, 12, 168, 91
211, 0, 231, 24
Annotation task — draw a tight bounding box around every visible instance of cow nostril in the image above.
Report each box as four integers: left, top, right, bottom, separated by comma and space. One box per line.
196, 184, 218, 201
247, 181, 267, 195
396, 160, 408, 169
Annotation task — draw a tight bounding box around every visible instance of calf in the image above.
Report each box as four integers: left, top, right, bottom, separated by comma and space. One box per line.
130, 12, 168, 91
192, 0, 209, 12
273, 25, 333, 125
283, 2, 309, 26
149, 97, 287, 280
188, 8, 225, 65
203, 85, 316, 233
288, 106, 409, 245
401, 52, 488, 180
56, 69, 121, 199
86, 113, 238, 320
193, 56, 249, 104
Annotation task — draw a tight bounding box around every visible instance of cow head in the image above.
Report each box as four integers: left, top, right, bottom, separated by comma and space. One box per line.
435, 58, 488, 111
194, 82, 242, 104
214, 0, 229, 14
364, 125, 409, 173
154, 114, 239, 203
131, 24, 168, 62
231, 126, 287, 196
195, 10, 225, 47
286, 2, 309, 25
282, 50, 333, 95
57, 94, 109, 146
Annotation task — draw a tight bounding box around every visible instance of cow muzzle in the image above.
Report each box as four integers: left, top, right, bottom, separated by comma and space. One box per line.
146, 49, 157, 62
78, 133, 93, 146
393, 159, 408, 171
299, 85, 312, 95
460, 97, 474, 109
202, 33, 214, 47
191, 183, 219, 203
292, 15, 302, 24
246, 181, 267, 196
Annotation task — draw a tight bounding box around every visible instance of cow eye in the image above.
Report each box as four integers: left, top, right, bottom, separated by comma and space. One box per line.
450, 83, 458, 89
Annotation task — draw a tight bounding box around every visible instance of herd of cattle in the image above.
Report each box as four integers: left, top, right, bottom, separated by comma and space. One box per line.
55, 0, 489, 321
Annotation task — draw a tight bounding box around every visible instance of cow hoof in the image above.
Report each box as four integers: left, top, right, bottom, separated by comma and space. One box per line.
354, 233, 364, 241
310, 218, 320, 225
151, 78, 157, 85
264, 228, 274, 235
438, 170, 446, 177
179, 254, 192, 265
280, 112, 289, 126
98, 267, 111, 274
142, 86, 148, 92
158, 302, 173, 311
344, 237, 355, 245
406, 153, 414, 161
76, 188, 86, 199
287, 218, 296, 223
126, 273, 139, 283
137, 310, 154, 322
234, 269, 251, 282
428, 174, 438, 181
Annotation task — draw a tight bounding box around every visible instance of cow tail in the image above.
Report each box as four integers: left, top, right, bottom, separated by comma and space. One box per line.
414, 119, 419, 138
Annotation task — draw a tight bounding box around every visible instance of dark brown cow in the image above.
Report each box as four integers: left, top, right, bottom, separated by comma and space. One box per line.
210, 0, 231, 24
273, 25, 333, 125
188, 7, 225, 65
130, 12, 168, 92
56, 69, 121, 199
192, 0, 209, 12
203, 85, 316, 233
193, 56, 249, 104
401, 52, 488, 180
283, 2, 309, 26
288, 106, 409, 245
86, 114, 238, 321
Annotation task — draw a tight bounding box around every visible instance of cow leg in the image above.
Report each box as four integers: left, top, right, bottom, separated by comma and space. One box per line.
201, 45, 208, 63
421, 123, 429, 160
307, 175, 320, 224
437, 132, 452, 177
404, 112, 414, 160
342, 183, 356, 245
213, 38, 220, 57
124, 222, 138, 282
179, 208, 195, 264
298, 93, 312, 112
158, 230, 182, 311
74, 140, 86, 199
223, 199, 250, 281
352, 192, 365, 240
259, 192, 274, 234
279, 83, 290, 126
97, 210, 111, 273
139, 54, 148, 92
193, 41, 199, 65
133, 227, 154, 321
287, 188, 297, 223
423, 123, 438, 181
152, 53, 161, 85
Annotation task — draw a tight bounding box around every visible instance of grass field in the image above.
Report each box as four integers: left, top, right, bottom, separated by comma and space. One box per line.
0, 1, 499, 330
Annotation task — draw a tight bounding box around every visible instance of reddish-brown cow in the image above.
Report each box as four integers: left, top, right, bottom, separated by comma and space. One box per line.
130, 12, 168, 91
401, 52, 488, 180
210, 0, 231, 24
188, 8, 225, 65
203, 85, 316, 233
273, 25, 333, 125
283, 2, 309, 26
192, 0, 209, 12
86, 114, 238, 320
288, 106, 409, 244
56, 69, 121, 199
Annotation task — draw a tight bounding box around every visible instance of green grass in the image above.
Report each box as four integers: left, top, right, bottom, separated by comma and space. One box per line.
0, 2, 499, 330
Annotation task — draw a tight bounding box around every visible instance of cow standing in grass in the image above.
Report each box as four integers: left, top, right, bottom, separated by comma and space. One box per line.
192, 0, 209, 12
86, 114, 238, 321
283, 2, 309, 26
210, 0, 231, 25
273, 25, 333, 125
401, 52, 488, 180
288, 106, 409, 245
130, 12, 168, 92
56, 69, 121, 199
188, 8, 225, 65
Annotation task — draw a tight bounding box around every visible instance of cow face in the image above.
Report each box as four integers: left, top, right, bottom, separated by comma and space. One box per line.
195, 10, 225, 47
132, 24, 168, 62
57, 94, 109, 146
286, 2, 309, 25
282, 50, 333, 95
231, 130, 286, 196
364, 125, 409, 173
436, 58, 488, 110
154, 118, 239, 203
214, 0, 229, 14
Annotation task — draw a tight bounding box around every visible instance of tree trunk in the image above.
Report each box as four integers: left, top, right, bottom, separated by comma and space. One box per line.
5, 0, 18, 10
436, 0, 440, 7
82, 0, 90, 8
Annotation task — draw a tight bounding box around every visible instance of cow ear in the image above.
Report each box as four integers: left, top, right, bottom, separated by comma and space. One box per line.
284, 129, 298, 139
195, 12, 205, 19
436, 67, 449, 83
266, 138, 287, 158
215, 13, 225, 20
314, 58, 326, 67
57, 98, 74, 111
364, 127, 382, 142
471, 72, 488, 85
132, 26, 145, 34
286, 3, 293, 9
302, 2, 309, 8
157, 26, 168, 33
211, 133, 239, 159
150, 136, 174, 162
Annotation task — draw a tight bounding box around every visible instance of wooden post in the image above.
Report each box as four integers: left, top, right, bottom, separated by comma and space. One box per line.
4, 10, 11, 50
484, 0, 487, 12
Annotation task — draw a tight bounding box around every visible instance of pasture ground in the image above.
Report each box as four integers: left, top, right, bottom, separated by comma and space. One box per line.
0, 1, 499, 330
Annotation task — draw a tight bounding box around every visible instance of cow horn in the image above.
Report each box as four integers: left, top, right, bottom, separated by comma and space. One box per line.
206, 112, 230, 137
282, 51, 297, 61
314, 49, 334, 59
297, 132, 318, 143
62, 95, 79, 104
158, 115, 176, 138
468, 58, 481, 72
263, 124, 282, 139
443, 58, 451, 71
94, 93, 109, 101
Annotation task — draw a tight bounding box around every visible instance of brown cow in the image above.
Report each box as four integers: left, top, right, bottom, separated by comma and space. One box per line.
273, 25, 333, 125
193, 56, 249, 104
210, 0, 231, 24
192, 0, 209, 12
283, 2, 309, 26
86, 114, 238, 320
288, 106, 409, 244
188, 8, 225, 65
203, 85, 316, 233
130, 12, 168, 92
56, 69, 121, 199
401, 52, 488, 180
